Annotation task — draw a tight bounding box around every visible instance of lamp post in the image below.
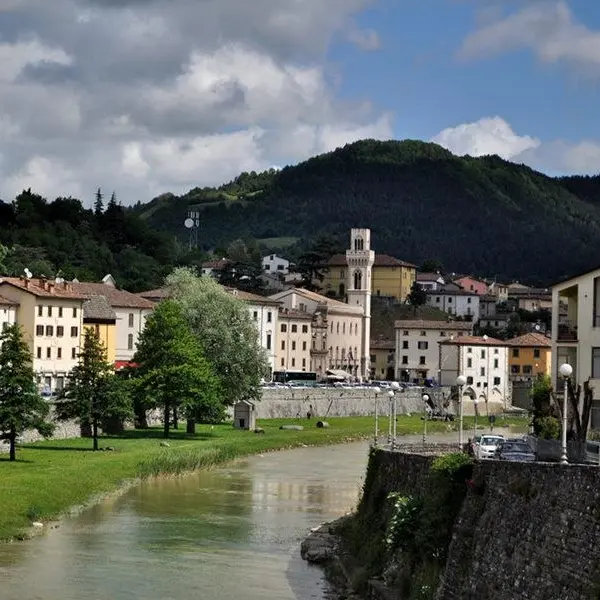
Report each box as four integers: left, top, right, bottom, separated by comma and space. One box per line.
373, 387, 381, 447
559, 363, 573, 465
391, 381, 400, 448
473, 397, 479, 440
422, 393, 430, 446
456, 374, 467, 450
387, 389, 394, 446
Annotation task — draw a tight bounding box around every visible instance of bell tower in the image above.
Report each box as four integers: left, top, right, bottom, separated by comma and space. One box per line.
346, 228, 374, 380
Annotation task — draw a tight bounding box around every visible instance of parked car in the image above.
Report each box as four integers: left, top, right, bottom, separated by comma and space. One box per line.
477, 435, 505, 459
495, 440, 535, 462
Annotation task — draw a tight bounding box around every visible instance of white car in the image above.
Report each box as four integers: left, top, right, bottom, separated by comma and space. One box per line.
477, 435, 505, 459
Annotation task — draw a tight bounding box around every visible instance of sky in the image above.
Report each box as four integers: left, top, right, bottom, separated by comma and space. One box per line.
1, 0, 599, 205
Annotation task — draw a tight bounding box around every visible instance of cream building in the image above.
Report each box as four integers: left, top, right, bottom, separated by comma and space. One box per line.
276, 308, 313, 372
0, 277, 86, 393
394, 320, 473, 384
0, 293, 18, 333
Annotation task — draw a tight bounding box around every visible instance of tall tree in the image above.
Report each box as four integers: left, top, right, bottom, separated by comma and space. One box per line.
406, 281, 427, 315
166, 268, 269, 406
94, 187, 104, 216
0, 324, 54, 461
295, 234, 344, 292
55, 329, 131, 450
133, 300, 221, 437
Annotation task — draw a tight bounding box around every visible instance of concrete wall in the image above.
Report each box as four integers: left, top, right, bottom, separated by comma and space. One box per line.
257, 387, 426, 419
360, 448, 600, 600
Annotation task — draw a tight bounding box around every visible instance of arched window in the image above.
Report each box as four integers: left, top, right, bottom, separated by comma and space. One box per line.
127, 333, 134, 350
335, 346, 339, 360
354, 346, 358, 361
339, 283, 345, 297
336, 322, 339, 334
330, 321, 333, 333
354, 237, 364, 251
341, 348, 346, 362
343, 322, 346, 334
354, 270, 362, 290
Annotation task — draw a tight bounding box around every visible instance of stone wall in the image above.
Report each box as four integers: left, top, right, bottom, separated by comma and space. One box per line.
256, 387, 425, 419
359, 449, 600, 600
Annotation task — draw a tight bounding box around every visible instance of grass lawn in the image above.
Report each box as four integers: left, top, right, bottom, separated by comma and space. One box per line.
0, 414, 527, 542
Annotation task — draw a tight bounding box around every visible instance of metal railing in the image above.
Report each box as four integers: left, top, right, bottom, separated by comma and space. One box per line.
556, 322, 578, 342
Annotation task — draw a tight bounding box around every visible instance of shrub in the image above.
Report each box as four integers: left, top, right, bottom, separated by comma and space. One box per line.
536, 415, 560, 440
385, 494, 423, 555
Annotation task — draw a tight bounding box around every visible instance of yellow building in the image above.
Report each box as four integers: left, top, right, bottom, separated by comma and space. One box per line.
505, 332, 552, 380
370, 340, 395, 380
276, 308, 313, 372
83, 295, 117, 365
321, 254, 417, 301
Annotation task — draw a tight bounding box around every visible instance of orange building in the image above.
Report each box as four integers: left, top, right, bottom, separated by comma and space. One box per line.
505, 332, 551, 381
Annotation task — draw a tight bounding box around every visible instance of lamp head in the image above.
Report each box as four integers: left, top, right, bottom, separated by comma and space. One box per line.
373, 387, 381, 394
422, 394, 430, 402
456, 374, 467, 386
390, 381, 401, 391
559, 363, 573, 378
388, 390, 395, 398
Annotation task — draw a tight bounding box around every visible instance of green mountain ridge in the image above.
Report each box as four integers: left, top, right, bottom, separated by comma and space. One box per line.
134, 139, 600, 285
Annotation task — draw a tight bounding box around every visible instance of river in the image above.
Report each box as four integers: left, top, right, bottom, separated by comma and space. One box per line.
0, 442, 370, 600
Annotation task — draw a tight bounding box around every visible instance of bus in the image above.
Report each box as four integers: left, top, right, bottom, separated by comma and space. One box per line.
272, 371, 318, 385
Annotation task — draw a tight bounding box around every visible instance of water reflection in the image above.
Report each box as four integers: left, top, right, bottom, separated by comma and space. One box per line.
0, 442, 368, 600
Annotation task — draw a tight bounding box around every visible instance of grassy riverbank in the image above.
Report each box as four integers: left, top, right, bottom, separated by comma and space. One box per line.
0, 414, 527, 541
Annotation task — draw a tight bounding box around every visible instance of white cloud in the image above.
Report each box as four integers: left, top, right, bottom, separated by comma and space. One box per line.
431, 116, 600, 175
458, 1, 600, 71
347, 27, 382, 51
0, 38, 72, 82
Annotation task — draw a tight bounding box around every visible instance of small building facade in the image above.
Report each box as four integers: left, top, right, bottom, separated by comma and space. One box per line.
82, 295, 117, 365
0, 294, 18, 334
233, 400, 256, 430
453, 275, 489, 296
505, 332, 551, 382
425, 288, 480, 320
416, 272, 445, 291
276, 308, 313, 372
370, 339, 395, 381
262, 254, 290, 275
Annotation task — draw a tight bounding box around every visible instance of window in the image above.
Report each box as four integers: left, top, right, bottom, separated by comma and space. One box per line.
302, 325, 308, 333
467, 297, 472, 304
38, 305, 43, 317
493, 376, 501, 385
467, 376, 474, 385
403, 330, 409, 336
448, 297, 452, 303
266, 334, 271, 350
292, 341, 296, 350
73, 307, 78, 318
291, 324, 297, 333
253, 311, 258, 321
523, 365, 533, 374
291, 358, 296, 367
57, 326, 64, 337
58, 307, 63, 318
46, 325, 53, 336
302, 341, 307, 351
37, 347, 42, 359
534, 349, 541, 358
417, 341, 428, 350
419, 356, 426, 365
48, 306, 53, 317
435, 297, 440, 303
402, 341, 409, 349
467, 347, 472, 354
127, 334, 134, 350
302, 358, 306, 368
512, 348, 520, 358
46, 347, 51, 359
281, 324, 287, 333
72, 347, 77, 359
420, 331, 426, 336
511, 365, 520, 374
299, 303, 306, 312
128, 313, 134, 327
494, 359, 499, 369
267, 312, 272, 323
440, 331, 446, 337
480, 367, 485, 376
281, 358, 284, 366
71, 326, 78, 337
36, 325, 44, 336
402, 356, 408, 364
481, 349, 486, 359
57, 348, 62, 359
336, 323, 339, 334
494, 348, 499, 354
467, 358, 472, 368
281, 341, 285, 350
343, 323, 346, 334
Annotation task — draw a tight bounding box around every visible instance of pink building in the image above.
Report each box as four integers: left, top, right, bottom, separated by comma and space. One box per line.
453, 276, 489, 296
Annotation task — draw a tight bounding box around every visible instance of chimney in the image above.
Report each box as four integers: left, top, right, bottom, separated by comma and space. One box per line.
24, 279, 29, 288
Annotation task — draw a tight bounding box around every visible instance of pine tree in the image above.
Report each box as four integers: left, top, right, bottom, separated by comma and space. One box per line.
55, 328, 131, 450
0, 324, 54, 461
407, 281, 427, 315
94, 187, 104, 216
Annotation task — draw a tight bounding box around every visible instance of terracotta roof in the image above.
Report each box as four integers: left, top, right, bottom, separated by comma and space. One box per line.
395, 319, 473, 331
202, 258, 230, 270
278, 307, 313, 320
138, 287, 171, 301
440, 335, 506, 346
0, 277, 87, 300
326, 254, 417, 268
371, 340, 395, 350
83, 295, 117, 322
417, 272, 444, 281
505, 333, 551, 348
0, 293, 18, 306
69, 282, 155, 309
224, 287, 281, 305
425, 288, 478, 297
507, 288, 551, 299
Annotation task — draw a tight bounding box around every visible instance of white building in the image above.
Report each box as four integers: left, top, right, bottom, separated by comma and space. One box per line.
551, 266, 600, 427
0, 294, 17, 333
262, 254, 290, 276
69, 281, 154, 365
201, 258, 230, 278
425, 287, 480, 320
416, 272, 445, 291
394, 320, 473, 384
439, 335, 509, 405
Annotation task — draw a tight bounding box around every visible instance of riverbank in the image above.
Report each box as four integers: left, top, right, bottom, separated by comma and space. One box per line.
0, 414, 527, 542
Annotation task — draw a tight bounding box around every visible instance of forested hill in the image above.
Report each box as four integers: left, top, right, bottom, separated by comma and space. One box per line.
135, 139, 600, 285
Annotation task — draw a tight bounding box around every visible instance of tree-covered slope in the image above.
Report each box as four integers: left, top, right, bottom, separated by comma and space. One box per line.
135, 139, 600, 285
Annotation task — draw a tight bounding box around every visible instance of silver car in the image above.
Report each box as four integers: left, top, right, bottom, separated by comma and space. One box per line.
477, 435, 505, 459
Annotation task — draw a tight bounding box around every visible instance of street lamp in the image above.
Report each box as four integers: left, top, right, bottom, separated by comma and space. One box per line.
559, 362, 573, 465
422, 393, 430, 446
373, 387, 381, 447
473, 397, 479, 439
390, 382, 400, 447
388, 389, 395, 446
456, 374, 467, 450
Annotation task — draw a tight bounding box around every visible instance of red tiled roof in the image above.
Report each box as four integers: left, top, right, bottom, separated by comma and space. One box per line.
224, 287, 281, 305
115, 361, 139, 370
0, 277, 87, 300
69, 282, 155, 309
326, 254, 417, 268
138, 287, 171, 301
279, 307, 313, 320
395, 320, 473, 331
417, 272, 443, 281
505, 333, 551, 348
440, 335, 506, 346
202, 258, 230, 270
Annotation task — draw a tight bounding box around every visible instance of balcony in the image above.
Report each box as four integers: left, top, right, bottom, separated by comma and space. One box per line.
556, 321, 578, 342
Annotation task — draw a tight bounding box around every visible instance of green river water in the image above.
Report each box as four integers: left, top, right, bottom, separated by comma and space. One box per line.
0, 442, 369, 600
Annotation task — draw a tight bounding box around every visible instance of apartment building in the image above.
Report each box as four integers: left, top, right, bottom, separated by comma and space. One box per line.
425, 287, 480, 320
83, 295, 117, 365
0, 294, 17, 333
0, 277, 86, 393
394, 320, 472, 384
276, 308, 312, 372
506, 332, 551, 382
